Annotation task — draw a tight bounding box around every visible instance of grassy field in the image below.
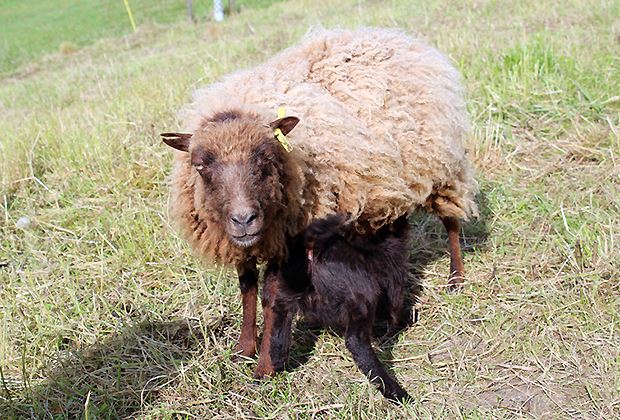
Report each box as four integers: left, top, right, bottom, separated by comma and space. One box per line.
0, 0, 282, 76
1, 0, 619, 418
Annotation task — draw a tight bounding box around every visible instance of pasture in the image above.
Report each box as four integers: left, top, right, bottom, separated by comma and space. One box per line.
1, 0, 619, 417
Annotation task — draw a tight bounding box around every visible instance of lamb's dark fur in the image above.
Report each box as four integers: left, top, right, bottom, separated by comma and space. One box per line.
263, 214, 419, 402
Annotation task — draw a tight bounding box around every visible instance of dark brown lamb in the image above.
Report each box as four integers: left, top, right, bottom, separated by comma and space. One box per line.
264, 214, 418, 402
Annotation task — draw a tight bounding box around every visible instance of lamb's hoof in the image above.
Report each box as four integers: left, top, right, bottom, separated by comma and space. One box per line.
385, 388, 412, 404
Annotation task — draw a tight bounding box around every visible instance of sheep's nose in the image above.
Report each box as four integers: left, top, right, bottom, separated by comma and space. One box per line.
230, 210, 258, 227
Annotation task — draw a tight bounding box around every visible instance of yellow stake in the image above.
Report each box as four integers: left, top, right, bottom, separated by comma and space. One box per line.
122, 0, 137, 33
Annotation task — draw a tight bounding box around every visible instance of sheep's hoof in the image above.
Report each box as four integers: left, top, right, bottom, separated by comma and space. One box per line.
253, 362, 275, 380
447, 272, 465, 292
252, 369, 272, 380
234, 341, 256, 358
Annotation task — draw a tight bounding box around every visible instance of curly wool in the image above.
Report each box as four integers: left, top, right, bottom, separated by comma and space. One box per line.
171, 28, 478, 264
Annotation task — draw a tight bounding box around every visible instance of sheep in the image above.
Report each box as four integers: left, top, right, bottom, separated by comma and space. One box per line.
266, 214, 417, 402
161, 28, 478, 377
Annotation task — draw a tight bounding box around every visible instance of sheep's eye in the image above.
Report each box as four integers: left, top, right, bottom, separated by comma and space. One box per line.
191, 150, 216, 172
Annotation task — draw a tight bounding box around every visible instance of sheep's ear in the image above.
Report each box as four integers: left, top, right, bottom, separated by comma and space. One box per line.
269, 116, 300, 136
161, 132, 192, 152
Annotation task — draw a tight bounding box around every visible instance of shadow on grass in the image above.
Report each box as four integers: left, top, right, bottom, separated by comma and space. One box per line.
286, 191, 492, 387
0, 319, 207, 419
379, 191, 492, 380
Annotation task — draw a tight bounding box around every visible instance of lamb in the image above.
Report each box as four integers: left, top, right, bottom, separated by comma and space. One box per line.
267, 214, 417, 402
161, 28, 478, 378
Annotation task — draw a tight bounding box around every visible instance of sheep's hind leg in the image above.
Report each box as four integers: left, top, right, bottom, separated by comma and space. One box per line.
441, 216, 465, 288
345, 319, 410, 403
236, 259, 258, 357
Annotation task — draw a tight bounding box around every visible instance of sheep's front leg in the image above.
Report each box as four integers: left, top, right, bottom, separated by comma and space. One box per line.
441, 216, 465, 287
254, 261, 290, 378
345, 319, 410, 403
236, 259, 258, 357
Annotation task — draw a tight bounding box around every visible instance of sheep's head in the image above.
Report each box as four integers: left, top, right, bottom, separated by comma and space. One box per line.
162, 111, 300, 249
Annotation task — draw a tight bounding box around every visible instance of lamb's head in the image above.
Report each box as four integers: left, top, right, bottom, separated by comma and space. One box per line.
162, 111, 300, 249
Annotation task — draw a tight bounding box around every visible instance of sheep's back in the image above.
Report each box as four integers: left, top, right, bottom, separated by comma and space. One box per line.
295, 29, 478, 224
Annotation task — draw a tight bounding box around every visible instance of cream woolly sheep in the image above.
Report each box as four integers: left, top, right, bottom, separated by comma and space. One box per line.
162, 28, 478, 378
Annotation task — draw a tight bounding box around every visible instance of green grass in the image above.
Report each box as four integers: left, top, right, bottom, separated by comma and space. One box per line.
1, 0, 619, 418
0, 0, 283, 76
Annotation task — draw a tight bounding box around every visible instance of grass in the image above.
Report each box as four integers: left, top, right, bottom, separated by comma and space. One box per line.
0, 0, 283, 76
1, 0, 619, 417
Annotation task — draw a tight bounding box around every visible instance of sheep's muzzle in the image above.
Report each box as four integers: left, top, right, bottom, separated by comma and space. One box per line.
227, 206, 264, 248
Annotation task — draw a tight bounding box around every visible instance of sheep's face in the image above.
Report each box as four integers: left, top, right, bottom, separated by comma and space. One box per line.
162, 112, 299, 249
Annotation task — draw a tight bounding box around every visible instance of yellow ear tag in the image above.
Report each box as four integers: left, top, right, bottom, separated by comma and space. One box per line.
274, 106, 293, 152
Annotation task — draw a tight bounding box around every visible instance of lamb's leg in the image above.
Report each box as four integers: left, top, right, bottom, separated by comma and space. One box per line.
265, 300, 295, 374
236, 259, 258, 357
345, 319, 410, 403
441, 216, 465, 287
254, 261, 282, 378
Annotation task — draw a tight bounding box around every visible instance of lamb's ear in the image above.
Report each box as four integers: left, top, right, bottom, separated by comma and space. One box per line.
269, 116, 300, 136
161, 132, 192, 152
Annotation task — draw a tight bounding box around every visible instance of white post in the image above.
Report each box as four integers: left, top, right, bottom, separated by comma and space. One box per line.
214, 0, 224, 22
187, 0, 195, 22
